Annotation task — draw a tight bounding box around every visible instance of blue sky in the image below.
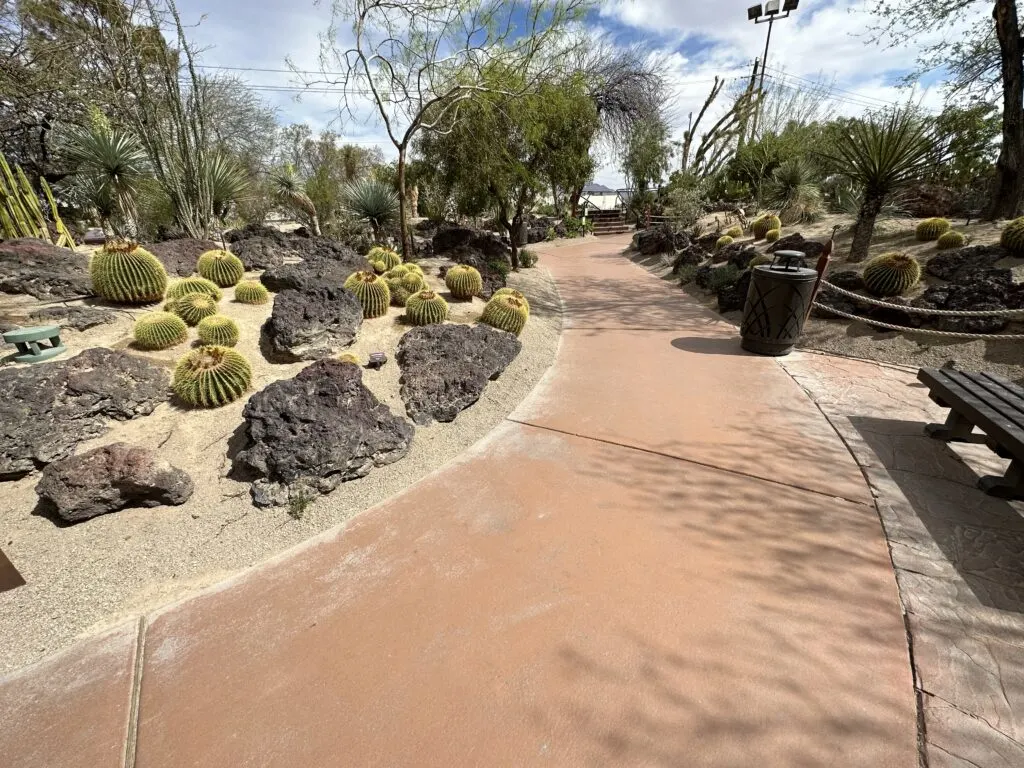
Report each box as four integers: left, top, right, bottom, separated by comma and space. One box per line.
173, 0, 978, 187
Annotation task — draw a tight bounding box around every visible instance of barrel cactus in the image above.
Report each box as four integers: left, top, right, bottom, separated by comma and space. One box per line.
725, 225, 743, 239
915, 217, 951, 241
197, 314, 240, 347
390, 285, 412, 307
400, 272, 426, 292
368, 246, 402, 271
936, 230, 966, 250
172, 346, 252, 408
344, 270, 390, 318
384, 265, 410, 279
445, 265, 483, 300
747, 254, 772, 270
862, 252, 922, 297
234, 280, 270, 305
751, 214, 781, 240
1000, 217, 1024, 255
197, 249, 245, 287
404, 263, 424, 276
90, 240, 168, 304
765, 228, 781, 243
133, 311, 188, 350
371, 260, 387, 274
168, 292, 219, 326
716, 235, 734, 249
167, 276, 223, 302
480, 294, 529, 336
405, 290, 449, 326
492, 287, 528, 306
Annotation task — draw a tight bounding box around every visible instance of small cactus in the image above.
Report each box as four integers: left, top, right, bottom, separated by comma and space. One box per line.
751, 215, 781, 240
405, 290, 449, 326
400, 272, 426, 292
172, 346, 252, 408
479, 294, 529, 336
371, 260, 387, 274
1000, 217, 1024, 255
746, 254, 772, 270
936, 230, 966, 250
133, 311, 188, 350
338, 352, 361, 365
168, 292, 219, 326
862, 252, 922, 297
404, 263, 424, 276
384, 265, 410, 279
445, 264, 483, 300
197, 249, 245, 287
167, 276, 223, 302
915, 217, 951, 242
197, 314, 240, 347
765, 228, 781, 243
90, 240, 168, 304
344, 270, 390, 318
492, 287, 528, 304
389, 284, 412, 307
234, 280, 270, 305
725, 225, 743, 239
716, 235, 734, 249
368, 246, 402, 271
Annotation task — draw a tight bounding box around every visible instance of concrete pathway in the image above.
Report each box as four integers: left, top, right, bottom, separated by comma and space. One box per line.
0, 235, 919, 767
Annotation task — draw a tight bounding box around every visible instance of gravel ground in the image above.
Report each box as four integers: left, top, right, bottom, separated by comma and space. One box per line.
0, 261, 561, 675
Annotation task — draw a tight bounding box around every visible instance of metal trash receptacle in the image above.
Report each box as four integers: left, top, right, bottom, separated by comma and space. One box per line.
740, 250, 817, 356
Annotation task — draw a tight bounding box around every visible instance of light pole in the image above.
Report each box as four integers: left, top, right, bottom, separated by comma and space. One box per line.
747, 0, 800, 139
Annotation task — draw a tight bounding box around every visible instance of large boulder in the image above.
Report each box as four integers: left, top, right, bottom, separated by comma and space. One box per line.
437, 246, 507, 299
432, 227, 475, 253
236, 360, 414, 507
828, 270, 864, 291
224, 223, 290, 245
397, 324, 521, 425
723, 243, 759, 271
671, 244, 710, 274
228, 237, 286, 270
28, 306, 118, 332
919, 268, 1014, 334
925, 245, 1007, 282
633, 224, 688, 256
432, 227, 512, 263
35, 442, 192, 523
0, 348, 169, 479
716, 270, 752, 313
767, 232, 826, 261
261, 284, 363, 361
260, 254, 368, 293
289, 237, 363, 264
903, 183, 957, 219
0, 238, 92, 299
147, 238, 220, 277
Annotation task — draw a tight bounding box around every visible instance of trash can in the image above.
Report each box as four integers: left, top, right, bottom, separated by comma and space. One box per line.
740, 251, 818, 356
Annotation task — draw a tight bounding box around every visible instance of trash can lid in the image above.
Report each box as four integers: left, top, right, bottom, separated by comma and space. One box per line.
757, 249, 817, 280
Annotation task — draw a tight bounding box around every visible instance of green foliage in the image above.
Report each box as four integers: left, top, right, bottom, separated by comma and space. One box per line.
751, 214, 782, 240
563, 216, 587, 238
862, 252, 922, 297
342, 178, 400, 237
707, 265, 741, 292
519, 249, 539, 268
207, 154, 249, 221
487, 258, 511, 277
197, 249, 245, 287
389, 283, 412, 307
133, 312, 188, 350
661, 171, 708, 229
168, 292, 219, 326
936, 230, 966, 250
1000, 217, 1024, 255
368, 246, 402, 271
915, 217, 951, 241
763, 158, 823, 224
405, 290, 450, 326
622, 115, 672, 193
765, 228, 781, 243
545, 226, 556, 241
479, 294, 529, 336
234, 280, 270, 305
270, 164, 320, 235
90, 241, 168, 304
173, 346, 252, 408
0, 150, 73, 245
716, 235, 734, 249
677, 264, 699, 285
287, 486, 314, 520
445, 265, 483, 300
167, 277, 223, 302
344, 271, 390, 318
197, 314, 240, 347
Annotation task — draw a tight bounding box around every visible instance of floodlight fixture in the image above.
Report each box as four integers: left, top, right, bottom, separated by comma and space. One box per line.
747, 4, 763, 20
765, 0, 781, 14
783, 0, 800, 11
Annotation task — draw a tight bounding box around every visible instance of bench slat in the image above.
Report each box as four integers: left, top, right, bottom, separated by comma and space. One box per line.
954, 371, 1024, 433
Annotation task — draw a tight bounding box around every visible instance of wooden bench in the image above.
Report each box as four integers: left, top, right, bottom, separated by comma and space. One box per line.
918, 368, 1024, 500
2, 324, 66, 363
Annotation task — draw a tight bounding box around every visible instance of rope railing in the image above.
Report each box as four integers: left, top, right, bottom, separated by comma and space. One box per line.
819, 280, 1024, 318
810, 302, 1024, 340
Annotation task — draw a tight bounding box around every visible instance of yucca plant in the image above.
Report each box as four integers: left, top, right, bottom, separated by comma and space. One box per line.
270, 164, 320, 236
207, 154, 250, 222
763, 158, 823, 225
818, 110, 942, 262
342, 178, 400, 240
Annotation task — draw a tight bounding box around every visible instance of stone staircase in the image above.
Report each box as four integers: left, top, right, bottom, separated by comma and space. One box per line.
587, 209, 633, 236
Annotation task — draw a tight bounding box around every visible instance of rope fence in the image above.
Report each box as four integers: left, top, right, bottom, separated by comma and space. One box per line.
818, 281, 1024, 317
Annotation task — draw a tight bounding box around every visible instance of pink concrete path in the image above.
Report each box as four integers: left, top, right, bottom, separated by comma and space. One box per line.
1, 235, 918, 767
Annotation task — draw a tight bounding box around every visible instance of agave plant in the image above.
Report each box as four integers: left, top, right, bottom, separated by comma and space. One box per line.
818, 109, 942, 262
762, 158, 823, 225
342, 178, 400, 239
269, 164, 321, 235
207, 154, 249, 222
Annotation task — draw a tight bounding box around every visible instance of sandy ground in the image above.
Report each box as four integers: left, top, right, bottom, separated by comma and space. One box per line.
641, 213, 1024, 384
0, 258, 562, 675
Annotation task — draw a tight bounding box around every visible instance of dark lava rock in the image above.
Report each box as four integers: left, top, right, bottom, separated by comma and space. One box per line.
811, 291, 861, 320
261, 285, 363, 361
237, 360, 414, 507
397, 324, 521, 425
437, 247, 507, 299
672, 244, 710, 273
868, 296, 923, 328
936, 304, 1010, 334
0, 238, 92, 299
260, 254, 368, 293
828, 270, 864, 291
0, 348, 169, 479
903, 182, 957, 219
432, 227, 511, 264
289, 237, 363, 264
413, 235, 434, 259
35, 442, 192, 522
925, 245, 1007, 282
723, 244, 759, 271
694, 264, 714, 290
228, 237, 286, 270
919, 269, 1014, 333
767, 233, 826, 261
28, 306, 118, 331
717, 270, 752, 313
224, 223, 290, 245
432, 226, 475, 253
147, 238, 220, 277
633, 224, 689, 256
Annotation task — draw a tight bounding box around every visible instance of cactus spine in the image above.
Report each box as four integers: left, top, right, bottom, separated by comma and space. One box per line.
405, 290, 449, 326
234, 280, 270, 304
480, 294, 529, 336
445, 265, 483, 300
168, 292, 219, 325
400, 272, 425, 292
344, 270, 391, 318
197, 314, 240, 346
90, 240, 168, 303
197, 249, 245, 287
167, 276, 223, 302
173, 346, 252, 408
862, 252, 922, 297
133, 312, 188, 350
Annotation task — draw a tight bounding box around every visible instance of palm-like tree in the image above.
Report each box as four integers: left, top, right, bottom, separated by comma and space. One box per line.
763, 157, 823, 225
270, 164, 321, 235
342, 178, 400, 240
820, 109, 941, 261
207, 154, 250, 222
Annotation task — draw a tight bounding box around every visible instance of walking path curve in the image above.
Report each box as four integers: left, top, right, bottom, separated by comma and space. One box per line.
1, 234, 918, 767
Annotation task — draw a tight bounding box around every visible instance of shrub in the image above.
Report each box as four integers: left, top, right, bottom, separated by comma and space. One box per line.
751, 215, 781, 240
677, 265, 699, 285
763, 158, 824, 224
197, 249, 245, 287
90, 240, 168, 304
545, 226, 556, 241
173, 346, 252, 408
999, 217, 1024, 255
724, 225, 743, 239
133, 312, 188, 350
234, 280, 270, 305
342, 178, 400, 238
487, 258, 511, 277
765, 228, 781, 242
344, 270, 390, 318
707, 265, 741, 292
862, 252, 922, 297
936, 230, 966, 250
406, 290, 449, 326
167, 292, 218, 326
716, 235, 734, 249
519, 248, 538, 267
564, 216, 587, 238
167, 276, 223, 302
445, 265, 483, 300
197, 314, 240, 347
368, 246, 402, 271
480, 294, 529, 336
915, 217, 951, 241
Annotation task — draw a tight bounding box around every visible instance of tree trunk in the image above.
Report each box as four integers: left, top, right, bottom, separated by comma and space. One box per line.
310, 214, 321, 237
848, 193, 883, 262
510, 209, 526, 270
568, 183, 584, 218
986, 0, 1024, 219
397, 146, 412, 259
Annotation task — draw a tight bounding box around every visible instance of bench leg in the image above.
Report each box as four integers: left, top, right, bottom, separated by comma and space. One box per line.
979, 460, 1024, 501
925, 410, 985, 442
